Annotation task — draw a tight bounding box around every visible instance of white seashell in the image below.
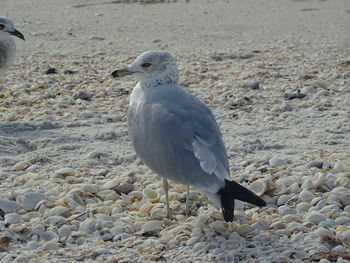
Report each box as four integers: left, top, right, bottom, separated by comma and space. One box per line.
277, 194, 295, 206
141, 220, 163, 233
278, 206, 295, 217
192, 241, 207, 253
209, 221, 230, 236
186, 236, 201, 246
55, 168, 75, 177
13, 161, 32, 171
27, 241, 39, 250
299, 189, 315, 202
235, 224, 253, 236
102, 179, 118, 189
335, 216, 350, 225
304, 212, 327, 225
315, 227, 334, 237
249, 180, 267, 196
314, 173, 327, 187
269, 157, 287, 167
41, 230, 59, 242
22, 192, 45, 211
342, 230, 350, 242
81, 184, 98, 194
0, 198, 20, 213
49, 206, 70, 217
31, 224, 45, 236
79, 219, 96, 234
41, 241, 60, 250
332, 161, 350, 173
4, 213, 21, 224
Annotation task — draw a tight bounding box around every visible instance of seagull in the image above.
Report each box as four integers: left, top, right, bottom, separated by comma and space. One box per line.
111, 51, 266, 222
0, 17, 25, 75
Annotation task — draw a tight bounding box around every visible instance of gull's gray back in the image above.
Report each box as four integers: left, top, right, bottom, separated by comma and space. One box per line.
128, 84, 230, 193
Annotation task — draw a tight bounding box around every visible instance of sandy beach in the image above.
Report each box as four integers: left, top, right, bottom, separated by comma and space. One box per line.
1, 0, 350, 262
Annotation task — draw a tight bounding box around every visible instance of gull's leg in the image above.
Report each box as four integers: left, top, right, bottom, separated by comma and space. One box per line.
163, 178, 172, 219
185, 186, 190, 217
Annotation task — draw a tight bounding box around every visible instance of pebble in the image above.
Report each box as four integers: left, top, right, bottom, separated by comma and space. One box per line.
284, 92, 305, 100
4, 213, 21, 224
113, 183, 135, 195
73, 91, 92, 101
45, 68, 58, 74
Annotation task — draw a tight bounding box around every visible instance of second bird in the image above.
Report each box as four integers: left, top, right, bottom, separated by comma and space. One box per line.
111, 51, 266, 222
0, 16, 25, 76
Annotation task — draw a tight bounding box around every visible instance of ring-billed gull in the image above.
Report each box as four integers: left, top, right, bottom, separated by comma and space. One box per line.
111, 51, 266, 222
0, 17, 25, 75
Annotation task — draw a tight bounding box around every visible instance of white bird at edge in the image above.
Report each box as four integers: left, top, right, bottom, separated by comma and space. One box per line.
0, 17, 25, 76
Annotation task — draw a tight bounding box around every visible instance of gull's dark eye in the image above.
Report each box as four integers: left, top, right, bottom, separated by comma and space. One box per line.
0, 24, 5, 30
141, 63, 151, 68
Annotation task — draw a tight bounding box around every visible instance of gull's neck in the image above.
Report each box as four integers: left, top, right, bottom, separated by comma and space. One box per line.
0, 33, 16, 72
138, 76, 178, 89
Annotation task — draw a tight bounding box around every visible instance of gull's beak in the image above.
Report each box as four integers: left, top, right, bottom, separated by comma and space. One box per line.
10, 29, 25, 41
111, 68, 133, 78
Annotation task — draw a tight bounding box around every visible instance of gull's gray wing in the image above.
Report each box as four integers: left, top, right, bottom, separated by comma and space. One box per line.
128, 85, 230, 192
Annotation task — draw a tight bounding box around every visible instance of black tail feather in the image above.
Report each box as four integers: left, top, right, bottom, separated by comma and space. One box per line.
217, 179, 266, 222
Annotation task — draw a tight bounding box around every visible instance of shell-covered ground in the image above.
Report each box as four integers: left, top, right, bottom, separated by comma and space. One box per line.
1, 0, 350, 262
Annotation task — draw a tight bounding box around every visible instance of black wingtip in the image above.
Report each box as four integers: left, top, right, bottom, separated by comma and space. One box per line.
218, 179, 266, 222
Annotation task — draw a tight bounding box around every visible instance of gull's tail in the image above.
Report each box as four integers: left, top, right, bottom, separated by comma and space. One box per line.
217, 179, 266, 222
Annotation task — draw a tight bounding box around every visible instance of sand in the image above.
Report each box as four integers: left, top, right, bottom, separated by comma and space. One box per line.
1, 0, 350, 262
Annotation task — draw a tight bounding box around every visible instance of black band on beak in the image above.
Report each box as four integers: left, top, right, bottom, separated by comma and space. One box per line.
10, 29, 25, 41
111, 68, 133, 78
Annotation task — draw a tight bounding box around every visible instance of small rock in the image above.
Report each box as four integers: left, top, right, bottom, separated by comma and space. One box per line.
307, 161, 324, 169
45, 68, 58, 74
284, 92, 305, 100
73, 91, 91, 101
113, 183, 135, 195
243, 82, 260, 90
90, 36, 106, 40
64, 70, 77, 75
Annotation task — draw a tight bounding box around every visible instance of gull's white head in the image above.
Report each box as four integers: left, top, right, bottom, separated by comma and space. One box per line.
111, 51, 179, 88
0, 16, 25, 40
